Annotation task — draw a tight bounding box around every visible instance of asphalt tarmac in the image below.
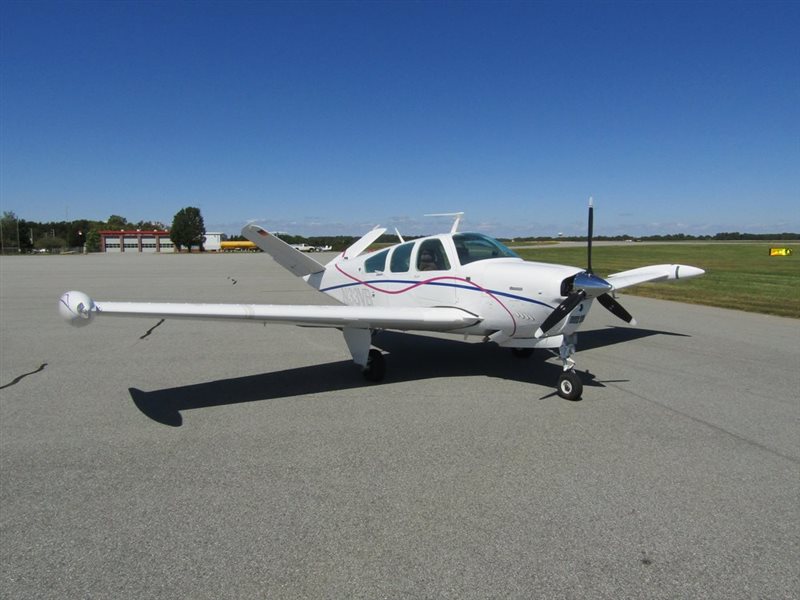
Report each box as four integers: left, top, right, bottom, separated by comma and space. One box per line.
1, 253, 798, 599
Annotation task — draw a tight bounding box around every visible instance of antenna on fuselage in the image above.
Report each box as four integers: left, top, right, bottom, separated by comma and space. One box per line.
394, 227, 405, 243
424, 212, 464, 234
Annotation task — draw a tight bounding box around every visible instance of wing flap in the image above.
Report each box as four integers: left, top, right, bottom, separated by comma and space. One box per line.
607, 264, 705, 291
93, 300, 481, 331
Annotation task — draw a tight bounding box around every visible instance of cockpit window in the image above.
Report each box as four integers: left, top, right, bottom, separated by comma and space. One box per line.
416, 239, 451, 271
364, 249, 389, 273
389, 242, 414, 273
452, 233, 519, 265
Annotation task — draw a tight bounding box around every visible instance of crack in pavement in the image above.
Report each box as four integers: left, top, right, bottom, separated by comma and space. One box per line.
139, 319, 165, 340
0, 363, 48, 391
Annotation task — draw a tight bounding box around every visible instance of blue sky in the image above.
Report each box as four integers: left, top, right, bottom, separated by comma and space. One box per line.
2, 1, 798, 237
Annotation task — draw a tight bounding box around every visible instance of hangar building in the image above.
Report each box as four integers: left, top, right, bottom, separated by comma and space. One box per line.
100, 230, 175, 253
99, 231, 224, 252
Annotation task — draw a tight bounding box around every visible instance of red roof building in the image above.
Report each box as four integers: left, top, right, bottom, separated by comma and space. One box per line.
99, 230, 175, 253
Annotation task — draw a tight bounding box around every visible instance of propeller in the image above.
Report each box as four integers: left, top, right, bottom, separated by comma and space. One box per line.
535, 198, 636, 338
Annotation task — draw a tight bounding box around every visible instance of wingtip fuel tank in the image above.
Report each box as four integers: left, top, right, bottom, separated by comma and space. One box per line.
58, 291, 96, 327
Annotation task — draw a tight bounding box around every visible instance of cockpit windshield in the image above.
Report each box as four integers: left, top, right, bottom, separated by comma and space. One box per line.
452, 233, 520, 265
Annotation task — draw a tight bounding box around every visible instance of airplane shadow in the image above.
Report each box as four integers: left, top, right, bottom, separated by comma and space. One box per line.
130, 326, 689, 426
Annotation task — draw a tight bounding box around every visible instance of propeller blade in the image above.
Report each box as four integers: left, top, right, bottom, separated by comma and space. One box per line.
597, 293, 637, 325
535, 291, 586, 338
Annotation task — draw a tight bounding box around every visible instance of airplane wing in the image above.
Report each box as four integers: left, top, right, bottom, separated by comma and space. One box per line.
59, 291, 481, 331
606, 264, 705, 291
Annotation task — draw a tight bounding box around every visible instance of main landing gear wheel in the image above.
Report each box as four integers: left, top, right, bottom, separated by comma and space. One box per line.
557, 370, 583, 401
362, 349, 385, 382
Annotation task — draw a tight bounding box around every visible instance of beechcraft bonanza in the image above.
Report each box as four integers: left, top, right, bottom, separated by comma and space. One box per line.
59, 201, 704, 400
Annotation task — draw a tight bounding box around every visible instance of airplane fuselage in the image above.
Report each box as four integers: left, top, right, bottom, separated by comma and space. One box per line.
310, 232, 587, 344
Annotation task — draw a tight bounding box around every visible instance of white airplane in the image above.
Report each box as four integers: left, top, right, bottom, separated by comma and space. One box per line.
59, 202, 704, 400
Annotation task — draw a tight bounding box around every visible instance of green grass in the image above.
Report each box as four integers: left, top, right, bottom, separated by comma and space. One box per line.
506, 240, 560, 246
515, 243, 799, 318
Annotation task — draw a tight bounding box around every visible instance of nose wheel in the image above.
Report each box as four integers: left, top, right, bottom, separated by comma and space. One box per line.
557, 370, 583, 401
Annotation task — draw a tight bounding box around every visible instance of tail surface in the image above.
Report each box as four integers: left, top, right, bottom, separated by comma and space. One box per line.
241, 224, 324, 277
336, 226, 387, 262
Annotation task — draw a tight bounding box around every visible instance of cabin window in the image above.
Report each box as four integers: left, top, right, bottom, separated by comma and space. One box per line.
416, 239, 451, 271
364, 249, 389, 273
452, 233, 519, 265
389, 242, 414, 273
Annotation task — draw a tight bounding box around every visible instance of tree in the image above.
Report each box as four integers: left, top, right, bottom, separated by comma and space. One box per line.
1, 211, 19, 253
67, 220, 91, 247
106, 215, 128, 230
133, 219, 165, 231
170, 207, 206, 252
85, 229, 101, 252
38, 236, 66, 252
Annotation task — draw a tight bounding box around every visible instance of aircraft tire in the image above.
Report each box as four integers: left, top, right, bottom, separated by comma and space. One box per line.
362, 349, 385, 383
557, 370, 582, 401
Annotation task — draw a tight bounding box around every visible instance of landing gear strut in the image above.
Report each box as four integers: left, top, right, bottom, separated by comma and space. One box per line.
552, 334, 583, 400
344, 327, 385, 383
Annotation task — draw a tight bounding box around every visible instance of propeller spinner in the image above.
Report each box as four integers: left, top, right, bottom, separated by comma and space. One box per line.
534, 198, 636, 338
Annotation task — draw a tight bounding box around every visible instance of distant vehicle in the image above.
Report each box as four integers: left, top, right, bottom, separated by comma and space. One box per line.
59, 201, 704, 400
290, 243, 332, 252
219, 240, 258, 252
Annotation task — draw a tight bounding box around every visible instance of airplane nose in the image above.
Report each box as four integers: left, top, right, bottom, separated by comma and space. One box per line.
572, 272, 612, 297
